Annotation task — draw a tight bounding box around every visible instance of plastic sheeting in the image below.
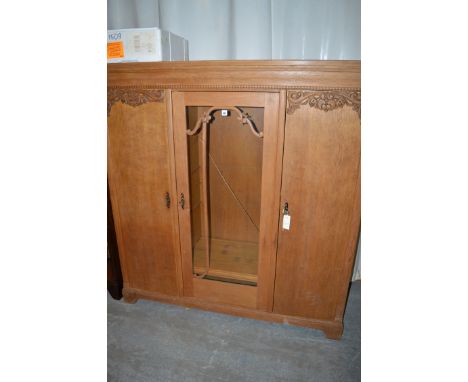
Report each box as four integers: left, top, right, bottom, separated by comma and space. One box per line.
108, 0, 360, 60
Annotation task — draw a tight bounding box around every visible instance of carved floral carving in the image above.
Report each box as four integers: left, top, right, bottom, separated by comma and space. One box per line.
287, 90, 361, 118
107, 88, 164, 116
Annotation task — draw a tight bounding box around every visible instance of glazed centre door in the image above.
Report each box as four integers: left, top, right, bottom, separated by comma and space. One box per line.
172, 91, 282, 311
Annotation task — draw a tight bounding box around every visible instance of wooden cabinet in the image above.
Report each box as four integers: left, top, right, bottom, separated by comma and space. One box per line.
107, 61, 360, 339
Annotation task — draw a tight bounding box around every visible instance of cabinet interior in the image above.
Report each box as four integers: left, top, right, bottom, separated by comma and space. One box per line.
186, 106, 265, 286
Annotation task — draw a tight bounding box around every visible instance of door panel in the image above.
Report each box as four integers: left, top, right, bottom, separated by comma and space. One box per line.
172, 92, 282, 310
273, 103, 360, 320
107, 98, 179, 296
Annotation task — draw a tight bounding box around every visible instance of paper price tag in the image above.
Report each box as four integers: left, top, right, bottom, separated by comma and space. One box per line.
107, 41, 124, 59
282, 214, 291, 230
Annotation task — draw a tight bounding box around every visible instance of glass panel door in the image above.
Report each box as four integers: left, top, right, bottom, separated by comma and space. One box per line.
186, 106, 264, 286
172, 91, 281, 310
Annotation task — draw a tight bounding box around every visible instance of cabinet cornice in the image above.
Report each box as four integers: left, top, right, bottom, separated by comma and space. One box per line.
108, 60, 360, 90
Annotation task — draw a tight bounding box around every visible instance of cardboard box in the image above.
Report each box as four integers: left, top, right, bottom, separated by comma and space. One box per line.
107, 27, 188, 63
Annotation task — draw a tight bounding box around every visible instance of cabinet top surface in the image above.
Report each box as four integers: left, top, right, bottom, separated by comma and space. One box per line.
108, 60, 361, 89
108, 60, 360, 70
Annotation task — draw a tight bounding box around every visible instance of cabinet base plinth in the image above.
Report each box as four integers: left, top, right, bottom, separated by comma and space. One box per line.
122, 287, 344, 340
122, 288, 139, 304
323, 323, 344, 340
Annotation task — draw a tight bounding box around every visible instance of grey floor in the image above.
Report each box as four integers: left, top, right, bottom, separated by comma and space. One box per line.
108, 281, 360, 382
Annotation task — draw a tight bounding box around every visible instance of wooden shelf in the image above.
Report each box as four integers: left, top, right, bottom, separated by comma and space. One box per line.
193, 238, 258, 284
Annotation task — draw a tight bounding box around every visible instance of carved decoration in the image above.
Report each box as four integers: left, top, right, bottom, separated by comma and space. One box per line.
287, 90, 361, 118
107, 88, 164, 116
107, 83, 360, 91
187, 106, 263, 138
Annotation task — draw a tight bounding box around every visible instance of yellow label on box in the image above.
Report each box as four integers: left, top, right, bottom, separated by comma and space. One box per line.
107, 41, 124, 59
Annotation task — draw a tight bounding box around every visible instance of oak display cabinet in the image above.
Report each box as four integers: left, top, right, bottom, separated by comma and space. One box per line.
107, 61, 360, 339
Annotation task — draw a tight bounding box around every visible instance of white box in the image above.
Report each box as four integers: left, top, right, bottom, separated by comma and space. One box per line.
107, 27, 188, 63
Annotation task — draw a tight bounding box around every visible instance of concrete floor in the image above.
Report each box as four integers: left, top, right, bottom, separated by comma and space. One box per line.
108, 281, 360, 382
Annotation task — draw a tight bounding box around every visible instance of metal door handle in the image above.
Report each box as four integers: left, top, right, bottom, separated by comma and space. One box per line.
165, 192, 170, 208
180, 193, 185, 209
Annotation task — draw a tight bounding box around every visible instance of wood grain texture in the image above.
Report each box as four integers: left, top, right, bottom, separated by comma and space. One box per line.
187, 107, 203, 250
193, 238, 258, 283
108, 60, 360, 90
255, 92, 284, 312
273, 98, 361, 321
165, 90, 184, 296
107, 100, 178, 296
192, 278, 257, 309
172, 92, 194, 296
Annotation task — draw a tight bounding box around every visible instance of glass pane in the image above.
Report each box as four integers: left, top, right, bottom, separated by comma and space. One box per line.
186, 106, 264, 286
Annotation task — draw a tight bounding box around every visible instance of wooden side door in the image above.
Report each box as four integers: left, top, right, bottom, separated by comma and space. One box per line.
107, 90, 181, 297
273, 92, 361, 322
